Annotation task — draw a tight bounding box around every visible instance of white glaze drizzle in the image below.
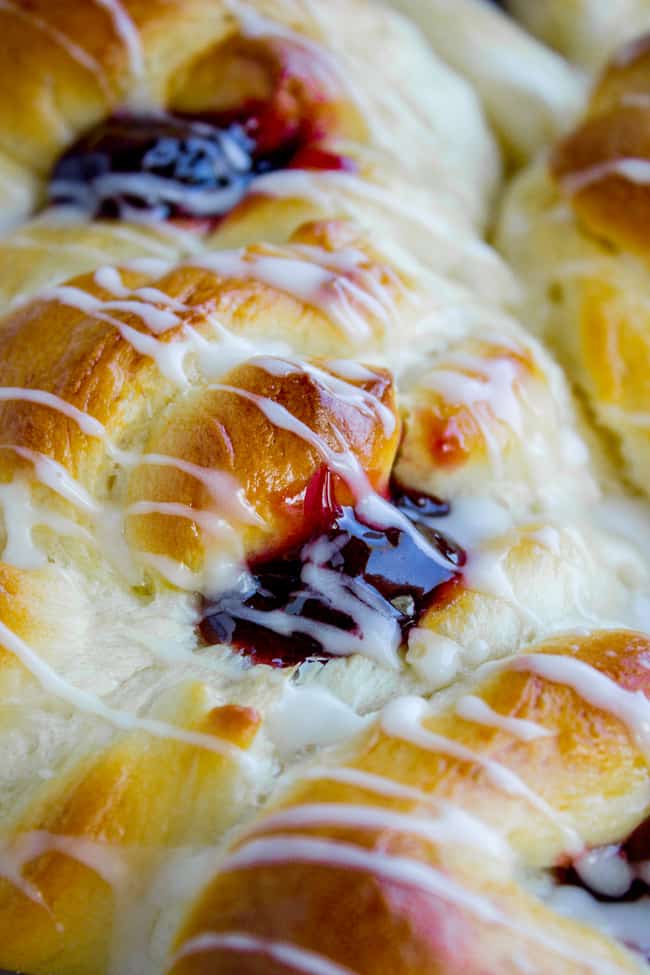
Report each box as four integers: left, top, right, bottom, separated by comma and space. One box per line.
221, 833, 503, 919
455, 695, 553, 742
132, 454, 261, 527
1, 444, 99, 514
207, 381, 371, 498
302, 765, 448, 805
0, 387, 108, 438
0, 478, 55, 569
36, 281, 190, 381
425, 351, 525, 430
192, 246, 392, 342
225, 0, 346, 102
251, 355, 396, 436
93, 0, 144, 82
546, 886, 650, 964
299, 765, 511, 858
124, 256, 173, 277
245, 801, 513, 863
199, 379, 455, 666
381, 696, 582, 853
218, 834, 627, 975
37, 241, 396, 392
574, 846, 635, 900
0, 0, 111, 99
267, 685, 371, 759
0, 5, 645, 971
0, 830, 128, 913
0, 278, 405, 583
214, 546, 402, 670
511, 653, 650, 762
0, 616, 253, 766
422, 349, 526, 474
207, 380, 448, 562
0, 477, 94, 568
93, 266, 185, 312
252, 169, 511, 295
42, 282, 181, 333
124, 501, 236, 540
50, 169, 250, 223
0, 368, 341, 579
559, 157, 650, 196
174, 932, 358, 975
0, 342, 415, 597
2, 278, 455, 643
0, 385, 261, 524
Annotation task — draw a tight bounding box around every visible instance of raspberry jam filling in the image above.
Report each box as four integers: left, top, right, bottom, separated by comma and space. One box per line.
48, 105, 353, 222
553, 816, 650, 959
201, 473, 464, 667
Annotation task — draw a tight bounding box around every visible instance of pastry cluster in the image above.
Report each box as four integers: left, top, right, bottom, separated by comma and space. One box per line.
0, 2, 649, 973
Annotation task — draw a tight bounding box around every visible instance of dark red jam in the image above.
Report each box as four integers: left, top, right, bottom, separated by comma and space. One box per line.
48, 106, 353, 222
200, 473, 464, 667
553, 816, 650, 959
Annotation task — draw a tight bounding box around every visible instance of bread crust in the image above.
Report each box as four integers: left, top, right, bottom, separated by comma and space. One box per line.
0, 3, 649, 974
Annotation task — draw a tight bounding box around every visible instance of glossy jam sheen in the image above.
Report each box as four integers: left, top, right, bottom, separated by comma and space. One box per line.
201, 475, 464, 667
50, 115, 256, 219
49, 105, 354, 221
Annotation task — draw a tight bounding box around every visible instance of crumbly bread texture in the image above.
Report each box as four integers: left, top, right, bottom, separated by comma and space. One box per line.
0, 2, 649, 974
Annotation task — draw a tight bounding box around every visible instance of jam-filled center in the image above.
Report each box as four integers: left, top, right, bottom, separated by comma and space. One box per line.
201, 473, 464, 668
553, 816, 650, 959
49, 104, 352, 222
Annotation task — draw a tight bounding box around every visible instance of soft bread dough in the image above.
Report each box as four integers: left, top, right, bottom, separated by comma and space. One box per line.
498, 34, 650, 503
386, 0, 587, 162
505, 0, 650, 70
0, 3, 648, 974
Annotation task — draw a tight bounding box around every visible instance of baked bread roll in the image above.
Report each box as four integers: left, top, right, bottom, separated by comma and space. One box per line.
504, 0, 650, 70
385, 0, 587, 163
171, 630, 650, 975
498, 31, 650, 503
0, 3, 649, 974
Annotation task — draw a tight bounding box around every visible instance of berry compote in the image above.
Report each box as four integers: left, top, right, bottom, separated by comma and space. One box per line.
201, 471, 464, 667
49, 103, 354, 222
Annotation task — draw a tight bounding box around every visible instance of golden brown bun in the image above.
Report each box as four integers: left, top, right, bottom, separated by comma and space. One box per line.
0, 0, 502, 245
0, 202, 646, 970
498, 34, 650, 501
1, 3, 650, 974
0, 689, 262, 975
171, 631, 650, 975
0, 0, 230, 172
126, 356, 399, 570
551, 35, 650, 258
395, 332, 598, 515
0, 219, 404, 583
